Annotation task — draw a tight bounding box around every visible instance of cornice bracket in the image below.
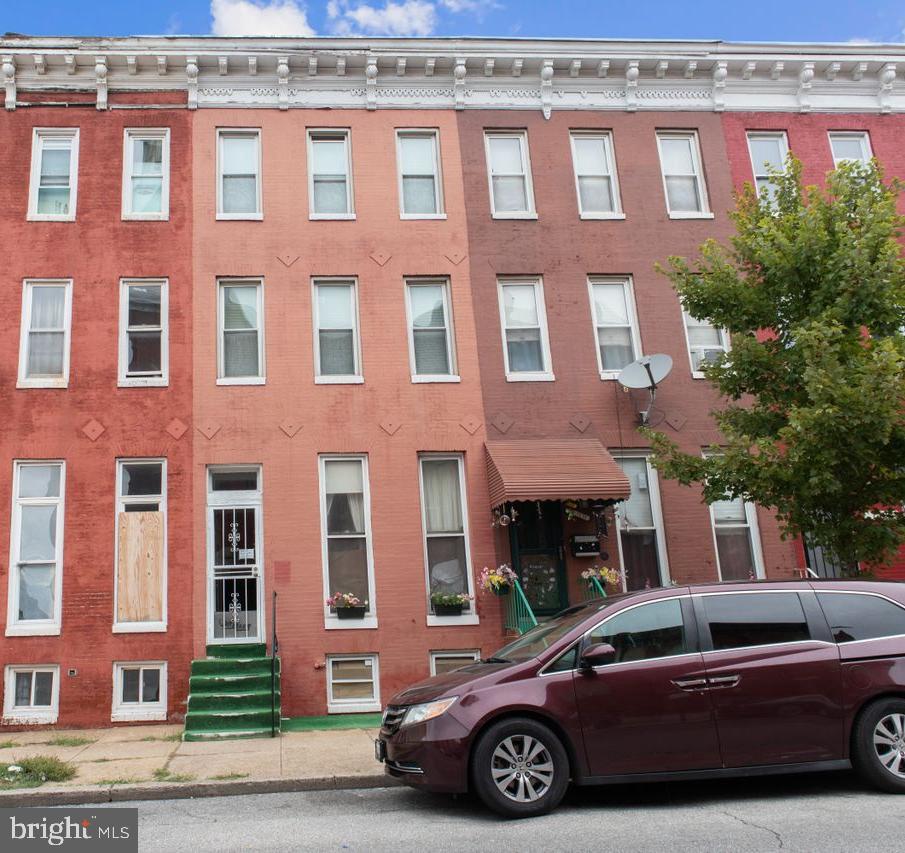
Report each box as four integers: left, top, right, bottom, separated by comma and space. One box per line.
2, 56, 15, 111
540, 58, 554, 119
712, 60, 728, 112
366, 55, 378, 110
186, 56, 199, 110
95, 56, 108, 111
454, 57, 466, 110
797, 62, 814, 112
277, 56, 290, 110
879, 63, 897, 114
625, 60, 639, 112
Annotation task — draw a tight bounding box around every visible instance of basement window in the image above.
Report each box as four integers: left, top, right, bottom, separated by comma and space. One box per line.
112, 662, 167, 721
430, 650, 479, 676
326, 655, 380, 713
3, 665, 59, 724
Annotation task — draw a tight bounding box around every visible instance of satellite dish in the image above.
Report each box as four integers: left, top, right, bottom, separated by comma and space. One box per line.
617, 355, 673, 424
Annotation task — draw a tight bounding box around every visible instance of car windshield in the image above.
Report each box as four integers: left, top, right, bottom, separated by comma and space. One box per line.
488, 604, 597, 663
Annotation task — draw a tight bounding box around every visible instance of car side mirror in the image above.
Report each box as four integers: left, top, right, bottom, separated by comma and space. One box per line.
579, 643, 616, 672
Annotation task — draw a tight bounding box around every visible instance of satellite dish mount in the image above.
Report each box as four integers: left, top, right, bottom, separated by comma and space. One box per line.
617, 354, 673, 425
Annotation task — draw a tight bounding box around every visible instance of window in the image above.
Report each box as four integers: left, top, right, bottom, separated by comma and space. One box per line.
406, 280, 457, 381
119, 280, 168, 386
122, 129, 169, 219
3, 666, 59, 724
396, 130, 444, 218
420, 455, 475, 623
817, 592, 905, 644
484, 131, 536, 218
114, 460, 166, 632
28, 129, 78, 220
747, 132, 789, 201
497, 279, 553, 381
570, 132, 622, 218
588, 278, 641, 377
588, 599, 688, 664
829, 132, 872, 166
430, 650, 479, 676
320, 457, 375, 628
543, 645, 579, 674
708, 484, 764, 581
112, 662, 166, 721
656, 131, 710, 217
326, 655, 379, 713
308, 130, 354, 218
217, 280, 264, 384
683, 311, 729, 376
313, 279, 361, 383
18, 280, 72, 389
7, 462, 65, 636
217, 130, 261, 219
702, 592, 810, 651
614, 456, 669, 591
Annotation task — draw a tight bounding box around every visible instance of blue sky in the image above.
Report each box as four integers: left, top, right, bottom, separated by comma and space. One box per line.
3, 0, 904, 42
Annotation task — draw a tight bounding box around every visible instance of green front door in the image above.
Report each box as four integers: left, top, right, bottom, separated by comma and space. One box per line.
509, 500, 568, 616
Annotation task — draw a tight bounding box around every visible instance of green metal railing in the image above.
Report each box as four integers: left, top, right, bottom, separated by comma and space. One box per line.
582, 576, 607, 601
504, 578, 538, 635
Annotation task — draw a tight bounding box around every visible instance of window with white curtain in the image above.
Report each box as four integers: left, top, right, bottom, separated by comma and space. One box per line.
614, 456, 669, 592
484, 132, 536, 217
119, 280, 168, 386
3, 666, 59, 724
320, 457, 374, 625
588, 278, 641, 376
683, 311, 730, 376
396, 130, 444, 217
28, 129, 78, 220
707, 472, 764, 581
570, 132, 622, 217
313, 280, 361, 382
18, 280, 72, 388
420, 456, 473, 618
7, 462, 65, 637
829, 132, 872, 166
656, 131, 710, 217
122, 129, 169, 219
218, 280, 264, 383
217, 130, 261, 218
406, 280, 457, 380
497, 278, 553, 380
309, 130, 354, 218
747, 132, 789, 201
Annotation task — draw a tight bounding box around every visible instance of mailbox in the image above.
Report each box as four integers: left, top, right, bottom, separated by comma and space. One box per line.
570, 535, 601, 558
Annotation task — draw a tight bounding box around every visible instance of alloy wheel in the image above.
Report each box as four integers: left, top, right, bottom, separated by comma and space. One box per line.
873, 713, 905, 779
490, 734, 555, 802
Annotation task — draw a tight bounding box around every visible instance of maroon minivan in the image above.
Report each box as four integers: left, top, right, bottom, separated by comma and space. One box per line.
375, 580, 905, 817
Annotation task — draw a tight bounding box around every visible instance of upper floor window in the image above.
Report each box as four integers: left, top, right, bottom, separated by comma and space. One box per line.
119, 280, 168, 387
588, 277, 641, 377
570, 131, 622, 218
217, 130, 261, 219
396, 130, 444, 218
484, 131, 536, 218
313, 279, 361, 383
18, 280, 72, 389
497, 278, 553, 381
217, 279, 264, 384
656, 131, 710, 218
683, 311, 729, 377
308, 130, 354, 218
122, 129, 169, 220
829, 132, 872, 166
406, 279, 457, 381
747, 131, 788, 201
28, 128, 79, 221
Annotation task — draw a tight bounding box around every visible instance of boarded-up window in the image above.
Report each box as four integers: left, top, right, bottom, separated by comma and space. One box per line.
117, 511, 164, 624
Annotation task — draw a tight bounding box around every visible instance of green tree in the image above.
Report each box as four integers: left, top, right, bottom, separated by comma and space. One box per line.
645, 158, 905, 570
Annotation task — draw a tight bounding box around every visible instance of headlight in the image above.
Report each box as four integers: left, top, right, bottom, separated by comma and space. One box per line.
400, 696, 458, 728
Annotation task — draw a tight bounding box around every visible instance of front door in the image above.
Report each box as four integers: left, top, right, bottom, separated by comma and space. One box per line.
509, 501, 567, 616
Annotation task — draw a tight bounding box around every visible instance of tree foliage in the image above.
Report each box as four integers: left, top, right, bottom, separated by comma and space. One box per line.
644, 158, 905, 569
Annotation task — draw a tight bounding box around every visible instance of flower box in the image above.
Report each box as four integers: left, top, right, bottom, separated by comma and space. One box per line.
434, 603, 465, 617
336, 606, 367, 620
491, 585, 511, 597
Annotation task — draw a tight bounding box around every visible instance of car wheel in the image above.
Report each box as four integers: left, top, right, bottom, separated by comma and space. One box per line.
470, 717, 569, 818
852, 698, 905, 793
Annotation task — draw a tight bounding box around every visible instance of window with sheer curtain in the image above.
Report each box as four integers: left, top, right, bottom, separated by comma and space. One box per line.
397, 131, 443, 216
711, 494, 761, 581
570, 132, 620, 216
590, 279, 639, 374
218, 131, 260, 217
498, 280, 551, 377
19, 281, 70, 387
30, 130, 78, 220
656, 132, 709, 215
485, 132, 535, 216
615, 457, 666, 592
314, 281, 359, 379
683, 311, 729, 374
309, 131, 353, 217
124, 129, 169, 218
407, 281, 455, 378
219, 281, 262, 381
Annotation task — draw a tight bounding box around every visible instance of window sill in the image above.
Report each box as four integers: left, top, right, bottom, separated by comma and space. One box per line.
491, 212, 538, 220
325, 615, 378, 630
315, 375, 364, 385
2, 711, 57, 725
310, 213, 356, 221
400, 213, 447, 221
327, 702, 381, 714
119, 378, 168, 388
427, 613, 480, 627
505, 372, 555, 383
113, 622, 167, 634
6, 624, 61, 637
217, 377, 266, 386
599, 372, 623, 381
216, 213, 263, 221
27, 214, 76, 222
667, 212, 715, 220
17, 379, 68, 389
411, 375, 461, 384
580, 212, 626, 220
691, 372, 707, 380
111, 707, 167, 722
122, 213, 169, 222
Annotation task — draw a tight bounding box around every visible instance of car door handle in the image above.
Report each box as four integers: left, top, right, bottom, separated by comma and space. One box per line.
708, 675, 741, 689
671, 677, 709, 691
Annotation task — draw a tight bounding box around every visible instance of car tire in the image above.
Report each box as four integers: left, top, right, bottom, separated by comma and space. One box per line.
852, 698, 905, 793
470, 717, 570, 818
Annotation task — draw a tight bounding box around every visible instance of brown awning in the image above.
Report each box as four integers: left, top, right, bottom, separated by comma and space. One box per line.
485, 439, 631, 508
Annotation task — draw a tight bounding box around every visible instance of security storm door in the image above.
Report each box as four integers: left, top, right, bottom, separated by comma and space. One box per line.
207, 468, 263, 643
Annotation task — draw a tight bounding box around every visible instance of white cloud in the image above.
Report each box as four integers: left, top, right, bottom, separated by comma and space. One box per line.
328, 1, 438, 36
439, 0, 491, 11
210, 0, 316, 36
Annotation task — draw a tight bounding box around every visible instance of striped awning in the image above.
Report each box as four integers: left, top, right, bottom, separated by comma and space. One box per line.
485, 439, 631, 508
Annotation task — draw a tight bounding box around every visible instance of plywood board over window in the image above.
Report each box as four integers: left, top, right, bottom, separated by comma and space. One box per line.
116, 511, 164, 624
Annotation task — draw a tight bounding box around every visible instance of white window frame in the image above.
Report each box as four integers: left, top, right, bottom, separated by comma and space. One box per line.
312, 278, 363, 384
587, 276, 642, 380
569, 131, 624, 220
17, 279, 73, 390
682, 310, 731, 379
612, 453, 671, 590
497, 277, 554, 382
118, 279, 169, 387
430, 650, 480, 676
216, 129, 262, 221
395, 129, 445, 220
111, 661, 167, 722
3, 665, 59, 724
326, 654, 380, 714
113, 459, 167, 633
121, 128, 170, 220
217, 278, 265, 385
28, 128, 79, 222
405, 278, 458, 383
319, 455, 377, 630
307, 129, 355, 220
746, 131, 789, 198
484, 131, 537, 219
828, 131, 872, 167
419, 454, 478, 627
655, 130, 712, 219
6, 461, 65, 637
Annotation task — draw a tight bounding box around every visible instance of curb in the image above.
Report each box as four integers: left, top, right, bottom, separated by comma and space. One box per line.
0, 773, 397, 807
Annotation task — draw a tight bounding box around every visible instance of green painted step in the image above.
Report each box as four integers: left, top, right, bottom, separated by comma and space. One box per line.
188, 690, 280, 712
191, 657, 273, 676
189, 672, 274, 693
184, 708, 279, 732
183, 727, 274, 742
206, 643, 267, 659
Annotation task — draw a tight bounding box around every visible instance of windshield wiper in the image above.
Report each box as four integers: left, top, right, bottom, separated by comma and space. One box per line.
481, 656, 511, 664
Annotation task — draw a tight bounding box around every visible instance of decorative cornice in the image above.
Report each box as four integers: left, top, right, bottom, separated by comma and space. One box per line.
0, 36, 902, 115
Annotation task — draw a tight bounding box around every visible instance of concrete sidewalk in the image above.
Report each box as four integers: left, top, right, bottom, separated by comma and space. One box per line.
0, 723, 391, 805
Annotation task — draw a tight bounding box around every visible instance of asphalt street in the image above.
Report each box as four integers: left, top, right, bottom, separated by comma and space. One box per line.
82, 769, 905, 852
